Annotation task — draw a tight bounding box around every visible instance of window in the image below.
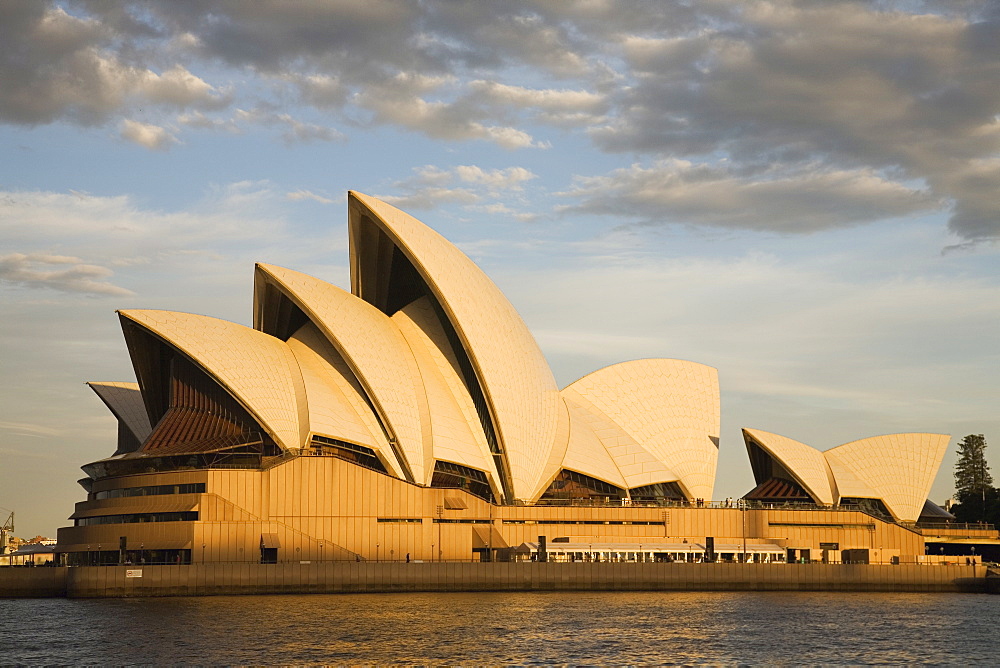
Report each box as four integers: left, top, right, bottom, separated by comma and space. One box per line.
93, 482, 206, 500
75, 511, 199, 526
430, 461, 494, 502
310, 435, 387, 473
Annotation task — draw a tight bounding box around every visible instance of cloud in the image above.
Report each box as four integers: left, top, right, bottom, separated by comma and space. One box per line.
233, 108, 344, 144
0, 253, 134, 296
558, 160, 941, 232
354, 72, 548, 148
381, 164, 538, 211
120, 119, 177, 150
454, 165, 536, 190
0, 4, 228, 126
286, 189, 335, 205
467, 80, 608, 126
3, 1, 999, 239
0, 421, 61, 438
0, 184, 297, 267
587, 3, 1000, 239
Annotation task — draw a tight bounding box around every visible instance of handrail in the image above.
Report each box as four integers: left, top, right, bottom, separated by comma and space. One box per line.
916, 522, 996, 531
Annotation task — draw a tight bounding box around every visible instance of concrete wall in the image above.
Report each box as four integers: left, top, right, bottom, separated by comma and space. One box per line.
0, 568, 67, 597
1, 563, 987, 598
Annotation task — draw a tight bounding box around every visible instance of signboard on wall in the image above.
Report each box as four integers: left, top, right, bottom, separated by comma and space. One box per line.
125, 569, 143, 578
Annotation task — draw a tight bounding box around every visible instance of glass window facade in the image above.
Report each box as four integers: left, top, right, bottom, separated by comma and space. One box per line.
310, 435, 387, 473
93, 482, 206, 500
430, 461, 494, 502
540, 469, 625, 503
74, 511, 199, 527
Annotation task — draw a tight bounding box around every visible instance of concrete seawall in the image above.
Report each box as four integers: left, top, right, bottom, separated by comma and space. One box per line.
0, 562, 988, 598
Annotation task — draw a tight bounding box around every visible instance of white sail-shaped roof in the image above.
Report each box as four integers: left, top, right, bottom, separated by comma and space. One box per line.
560, 399, 628, 489
118, 310, 307, 452
562, 359, 720, 501
826, 433, 949, 523
392, 297, 499, 491
742, 428, 949, 523
742, 428, 836, 506
349, 191, 568, 501
285, 322, 403, 477
87, 381, 152, 443
562, 392, 678, 490
254, 263, 430, 483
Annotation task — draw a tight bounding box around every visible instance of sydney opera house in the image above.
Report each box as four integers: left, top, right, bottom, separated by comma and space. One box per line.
56, 192, 954, 567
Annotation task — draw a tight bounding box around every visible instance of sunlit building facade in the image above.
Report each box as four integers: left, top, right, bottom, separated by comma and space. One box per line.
56, 193, 948, 566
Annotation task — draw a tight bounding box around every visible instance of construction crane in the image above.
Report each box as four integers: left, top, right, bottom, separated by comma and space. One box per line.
0, 508, 13, 555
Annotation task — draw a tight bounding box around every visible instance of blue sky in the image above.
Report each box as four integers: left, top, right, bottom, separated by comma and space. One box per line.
1, 1, 999, 535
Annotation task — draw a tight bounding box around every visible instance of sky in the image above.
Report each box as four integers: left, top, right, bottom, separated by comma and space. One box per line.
1, 0, 998, 537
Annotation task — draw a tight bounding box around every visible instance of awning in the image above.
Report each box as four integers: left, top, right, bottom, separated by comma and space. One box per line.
69, 498, 198, 519
444, 496, 468, 510
260, 533, 281, 549
472, 526, 508, 549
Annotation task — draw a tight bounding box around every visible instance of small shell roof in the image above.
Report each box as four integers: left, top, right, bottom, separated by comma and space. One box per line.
118, 309, 306, 452
562, 392, 677, 490
255, 263, 429, 482
286, 322, 398, 473
560, 399, 628, 489
826, 433, 949, 523
742, 428, 835, 506
742, 428, 949, 523
87, 381, 152, 443
350, 192, 568, 501
563, 359, 720, 501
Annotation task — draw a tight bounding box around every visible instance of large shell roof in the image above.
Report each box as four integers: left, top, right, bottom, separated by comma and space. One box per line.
743, 428, 835, 506
349, 192, 568, 501
826, 433, 949, 524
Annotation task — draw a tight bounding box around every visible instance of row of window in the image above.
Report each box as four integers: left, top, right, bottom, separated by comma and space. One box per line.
93, 482, 206, 500
74, 512, 199, 527
310, 435, 388, 473
503, 519, 663, 525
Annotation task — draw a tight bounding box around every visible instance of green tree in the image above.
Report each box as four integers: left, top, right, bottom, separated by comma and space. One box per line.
953, 434, 993, 522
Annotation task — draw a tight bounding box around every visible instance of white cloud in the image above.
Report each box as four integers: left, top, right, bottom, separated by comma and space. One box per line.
454, 165, 536, 190
559, 161, 940, 232
382, 164, 539, 212
0, 252, 134, 296
120, 119, 177, 150
286, 189, 335, 204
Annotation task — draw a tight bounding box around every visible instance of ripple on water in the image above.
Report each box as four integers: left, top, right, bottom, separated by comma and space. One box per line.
1, 591, 999, 664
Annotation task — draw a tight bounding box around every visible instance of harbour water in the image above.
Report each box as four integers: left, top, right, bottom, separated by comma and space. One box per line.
2, 591, 998, 664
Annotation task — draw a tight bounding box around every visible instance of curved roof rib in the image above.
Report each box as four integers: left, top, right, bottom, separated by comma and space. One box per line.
825, 433, 949, 523
562, 392, 677, 491
348, 191, 568, 501
285, 322, 403, 477
254, 263, 429, 483
562, 359, 720, 502
392, 297, 500, 491
87, 381, 152, 444
560, 399, 628, 489
742, 428, 835, 506
118, 310, 307, 452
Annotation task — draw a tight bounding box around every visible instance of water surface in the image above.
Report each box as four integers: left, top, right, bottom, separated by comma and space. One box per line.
2, 591, 997, 664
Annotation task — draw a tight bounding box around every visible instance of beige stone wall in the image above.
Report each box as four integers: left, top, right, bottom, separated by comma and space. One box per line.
59, 455, 929, 565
